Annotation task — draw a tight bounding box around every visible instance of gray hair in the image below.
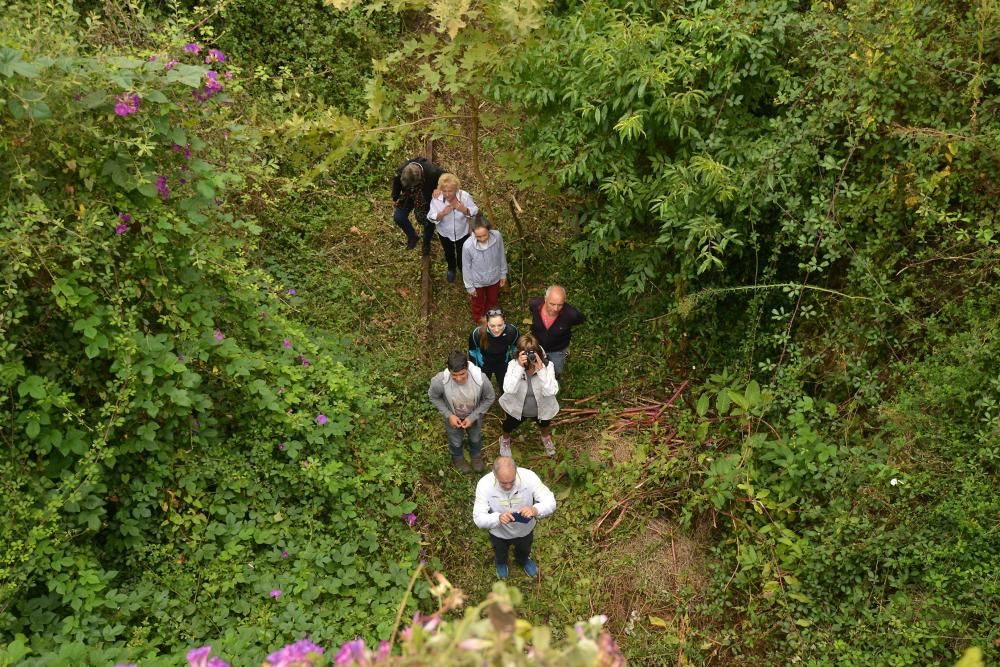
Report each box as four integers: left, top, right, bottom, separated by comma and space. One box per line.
493, 456, 516, 477
545, 284, 566, 300
400, 162, 424, 188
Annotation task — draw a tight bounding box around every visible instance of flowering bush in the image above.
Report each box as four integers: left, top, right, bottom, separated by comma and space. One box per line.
0, 37, 421, 655
92, 580, 627, 667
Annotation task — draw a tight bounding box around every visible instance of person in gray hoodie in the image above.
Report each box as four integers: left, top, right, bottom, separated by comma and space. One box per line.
428, 350, 496, 472
462, 215, 508, 323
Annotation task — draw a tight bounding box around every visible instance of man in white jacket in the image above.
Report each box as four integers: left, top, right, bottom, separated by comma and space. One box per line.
473, 456, 557, 579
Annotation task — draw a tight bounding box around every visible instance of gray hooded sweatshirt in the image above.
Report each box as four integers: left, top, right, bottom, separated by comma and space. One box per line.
462, 230, 508, 293
428, 362, 496, 424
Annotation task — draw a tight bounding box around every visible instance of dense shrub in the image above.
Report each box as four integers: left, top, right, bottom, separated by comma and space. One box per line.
0, 36, 420, 657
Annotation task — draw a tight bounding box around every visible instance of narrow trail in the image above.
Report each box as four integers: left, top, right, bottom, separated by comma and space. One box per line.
337, 131, 701, 664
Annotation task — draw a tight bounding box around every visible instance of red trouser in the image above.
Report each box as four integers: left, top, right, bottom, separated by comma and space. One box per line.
470, 281, 500, 322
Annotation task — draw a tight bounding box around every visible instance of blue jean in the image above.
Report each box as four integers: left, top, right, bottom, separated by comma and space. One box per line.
547, 349, 567, 376
445, 417, 483, 459
393, 202, 434, 253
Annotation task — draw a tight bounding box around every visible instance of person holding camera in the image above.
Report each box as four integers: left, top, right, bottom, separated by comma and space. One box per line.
428, 351, 496, 473
473, 456, 556, 579
497, 333, 559, 457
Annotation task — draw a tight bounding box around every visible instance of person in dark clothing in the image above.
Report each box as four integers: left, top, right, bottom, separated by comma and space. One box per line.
392, 156, 444, 252
528, 285, 585, 376
468, 308, 520, 393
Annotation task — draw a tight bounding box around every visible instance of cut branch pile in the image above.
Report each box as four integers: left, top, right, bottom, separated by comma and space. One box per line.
557, 380, 689, 437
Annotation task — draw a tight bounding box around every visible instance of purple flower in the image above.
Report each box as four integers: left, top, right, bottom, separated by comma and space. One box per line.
281, 549, 289, 558
149, 55, 158, 62
177, 354, 186, 362
224, 71, 234, 79
172, 142, 193, 160
155, 175, 170, 200
269, 589, 282, 598
213, 328, 224, 342
278, 442, 287, 451
164, 59, 178, 70
193, 70, 225, 102
299, 356, 311, 367
402, 513, 416, 527
118, 212, 132, 223
334, 639, 367, 666
115, 224, 129, 235
207, 659, 230, 667
184, 42, 202, 54
205, 48, 226, 63
113, 92, 141, 117
316, 414, 327, 426
287, 288, 297, 296
186, 646, 212, 667
282, 338, 292, 349
266, 639, 325, 667
376, 641, 390, 661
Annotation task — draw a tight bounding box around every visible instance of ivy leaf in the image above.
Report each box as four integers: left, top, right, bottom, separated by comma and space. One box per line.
0, 48, 40, 78
18, 375, 47, 399
145, 89, 170, 104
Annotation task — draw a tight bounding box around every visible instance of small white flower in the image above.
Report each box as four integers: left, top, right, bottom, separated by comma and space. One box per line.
890, 478, 898, 487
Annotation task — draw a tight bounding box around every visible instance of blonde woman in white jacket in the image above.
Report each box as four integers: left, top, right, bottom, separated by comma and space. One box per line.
498, 333, 559, 456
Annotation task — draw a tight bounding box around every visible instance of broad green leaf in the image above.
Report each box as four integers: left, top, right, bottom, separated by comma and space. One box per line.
716, 390, 731, 415
745, 380, 761, 406
18, 375, 46, 399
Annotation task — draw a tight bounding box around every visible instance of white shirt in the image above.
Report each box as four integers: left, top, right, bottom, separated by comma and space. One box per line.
473, 468, 557, 539
428, 190, 478, 241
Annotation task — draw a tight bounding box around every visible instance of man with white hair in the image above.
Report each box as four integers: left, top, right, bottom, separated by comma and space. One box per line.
472, 456, 557, 579
528, 285, 585, 377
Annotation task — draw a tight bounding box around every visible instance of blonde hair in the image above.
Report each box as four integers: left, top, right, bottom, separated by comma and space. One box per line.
437, 172, 460, 190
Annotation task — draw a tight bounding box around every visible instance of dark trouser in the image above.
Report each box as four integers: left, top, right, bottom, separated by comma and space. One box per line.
438, 233, 468, 272
483, 363, 507, 395
490, 531, 534, 566
503, 414, 551, 433
393, 203, 434, 253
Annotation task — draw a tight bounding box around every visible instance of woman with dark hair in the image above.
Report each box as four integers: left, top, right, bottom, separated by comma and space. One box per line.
498, 333, 560, 457
468, 308, 520, 392
462, 214, 507, 323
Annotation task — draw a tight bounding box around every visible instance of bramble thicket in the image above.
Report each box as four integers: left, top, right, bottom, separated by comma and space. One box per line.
1, 0, 997, 665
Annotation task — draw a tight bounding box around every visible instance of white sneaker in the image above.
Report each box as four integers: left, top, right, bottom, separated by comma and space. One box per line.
542, 436, 555, 456
499, 435, 512, 458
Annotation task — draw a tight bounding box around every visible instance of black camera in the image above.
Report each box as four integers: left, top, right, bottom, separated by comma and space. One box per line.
525, 350, 537, 365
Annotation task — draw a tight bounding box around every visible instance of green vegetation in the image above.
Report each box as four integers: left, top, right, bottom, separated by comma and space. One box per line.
2, 0, 997, 665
